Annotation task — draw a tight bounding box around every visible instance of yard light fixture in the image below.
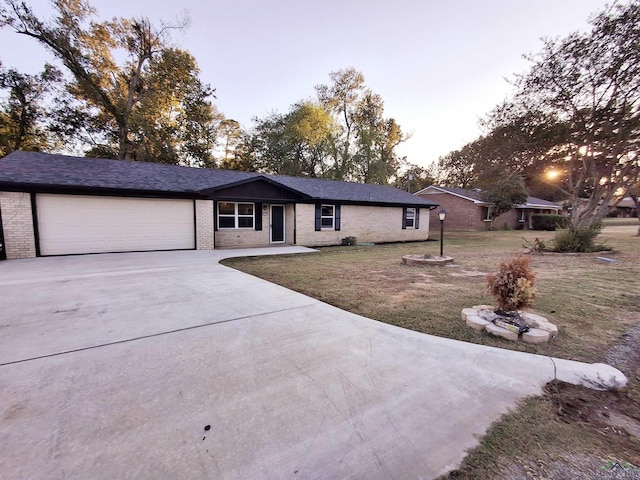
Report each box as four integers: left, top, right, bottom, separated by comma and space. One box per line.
438, 209, 446, 257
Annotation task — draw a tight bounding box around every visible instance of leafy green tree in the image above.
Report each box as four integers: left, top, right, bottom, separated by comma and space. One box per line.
1, 0, 219, 165
316, 67, 407, 183
0, 62, 62, 155
437, 142, 482, 188
351, 92, 406, 184
395, 162, 436, 192
316, 67, 365, 180
249, 101, 336, 176
217, 119, 243, 168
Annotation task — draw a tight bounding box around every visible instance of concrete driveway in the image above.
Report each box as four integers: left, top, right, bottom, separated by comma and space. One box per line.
0, 249, 626, 480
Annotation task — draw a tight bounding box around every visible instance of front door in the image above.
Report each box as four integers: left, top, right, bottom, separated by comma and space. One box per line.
270, 205, 285, 243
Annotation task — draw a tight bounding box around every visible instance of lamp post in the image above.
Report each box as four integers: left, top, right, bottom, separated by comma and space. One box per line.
438, 209, 446, 257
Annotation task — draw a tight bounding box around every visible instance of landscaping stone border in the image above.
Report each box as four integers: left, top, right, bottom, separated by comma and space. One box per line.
462, 305, 558, 344
402, 254, 454, 266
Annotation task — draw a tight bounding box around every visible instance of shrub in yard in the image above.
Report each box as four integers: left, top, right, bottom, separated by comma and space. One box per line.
341, 236, 357, 246
552, 222, 607, 252
531, 214, 569, 231
487, 256, 536, 311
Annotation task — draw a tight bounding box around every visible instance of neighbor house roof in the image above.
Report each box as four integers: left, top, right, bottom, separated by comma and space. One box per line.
414, 185, 560, 210
0, 151, 438, 208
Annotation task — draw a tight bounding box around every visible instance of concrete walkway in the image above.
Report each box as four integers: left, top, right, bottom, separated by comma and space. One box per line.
0, 248, 626, 479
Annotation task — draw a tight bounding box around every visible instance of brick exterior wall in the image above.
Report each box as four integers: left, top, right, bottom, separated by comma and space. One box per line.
195, 200, 214, 250
214, 204, 296, 248
0, 191, 36, 259
295, 203, 430, 247
420, 192, 523, 231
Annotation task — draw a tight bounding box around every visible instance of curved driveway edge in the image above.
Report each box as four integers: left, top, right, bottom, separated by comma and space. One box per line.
0, 248, 627, 479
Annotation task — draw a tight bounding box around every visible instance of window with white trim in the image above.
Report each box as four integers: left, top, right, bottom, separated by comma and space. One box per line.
405, 208, 416, 228
321, 204, 334, 229
218, 202, 254, 229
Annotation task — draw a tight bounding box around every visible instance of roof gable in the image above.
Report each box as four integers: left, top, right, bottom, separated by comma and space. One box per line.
202, 177, 307, 202
416, 185, 487, 203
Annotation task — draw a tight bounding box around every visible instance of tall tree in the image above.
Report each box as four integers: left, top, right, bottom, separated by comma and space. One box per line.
316, 67, 365, 180
503, 0, 640, 230
0, 62, 62, 155
1, 0, 218, 164
437, 142, 482, 188
217, 119, 243, 168
316, 67, 407, 183
249, 101, 336, 177
395, 162, 436, 192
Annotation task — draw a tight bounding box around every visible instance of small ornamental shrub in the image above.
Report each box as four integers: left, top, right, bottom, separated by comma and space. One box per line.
552, 222, 607, 252
523, 237, 546, 253
341, 236, 357, 246
486, 255, 536, 311
531, 214, 569, 231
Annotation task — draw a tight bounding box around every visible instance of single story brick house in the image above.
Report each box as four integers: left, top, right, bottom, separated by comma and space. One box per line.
0, 151, 438, 259
609, 197, 637, 218
415, 186, 561, 231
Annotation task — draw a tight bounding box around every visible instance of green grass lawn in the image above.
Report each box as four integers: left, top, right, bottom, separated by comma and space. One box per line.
223, 226, 640, 479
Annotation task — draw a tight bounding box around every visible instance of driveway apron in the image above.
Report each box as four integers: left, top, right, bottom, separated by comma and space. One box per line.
0, 249, 625, 480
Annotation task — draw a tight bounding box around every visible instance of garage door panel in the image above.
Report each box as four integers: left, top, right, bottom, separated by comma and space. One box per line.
37, 194, 195, 255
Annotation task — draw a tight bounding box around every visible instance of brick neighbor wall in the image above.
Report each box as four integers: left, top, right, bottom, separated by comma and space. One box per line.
420, 192, 522, 231
0, 191, 36, 259
195, 200, 214, 250
295, 203, 430, 247
421, 192, 488, 231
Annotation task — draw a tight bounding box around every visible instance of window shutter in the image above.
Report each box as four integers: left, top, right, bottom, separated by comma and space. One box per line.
214, 202, 218, 231
335, 205, 341, 231
415, 208, 420, 229
255, 203, 262, 231
315, 204, 321, 231
402, 207, 407, 229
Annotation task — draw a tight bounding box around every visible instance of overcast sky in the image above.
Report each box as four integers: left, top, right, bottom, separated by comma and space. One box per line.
0, 0, 610, 168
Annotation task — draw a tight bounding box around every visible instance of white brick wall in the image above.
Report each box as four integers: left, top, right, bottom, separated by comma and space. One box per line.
295, 203, 430, 246
195, 200, 214, 250
214, 204, 298, 248
214, 206, 271, 248
0, 191, 36, 259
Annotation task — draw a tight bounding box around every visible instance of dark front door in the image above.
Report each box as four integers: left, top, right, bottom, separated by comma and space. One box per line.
270, 205, 285, 243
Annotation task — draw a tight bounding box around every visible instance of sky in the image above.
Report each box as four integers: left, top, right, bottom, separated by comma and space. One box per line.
0, 0, 612, 168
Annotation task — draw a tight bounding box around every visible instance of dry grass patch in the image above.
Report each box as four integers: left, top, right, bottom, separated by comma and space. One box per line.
224, 229, 640, 363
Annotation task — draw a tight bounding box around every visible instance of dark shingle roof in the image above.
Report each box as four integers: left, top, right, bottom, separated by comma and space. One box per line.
0, 151, 438, 207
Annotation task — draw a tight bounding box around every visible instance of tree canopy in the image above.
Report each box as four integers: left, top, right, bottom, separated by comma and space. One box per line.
437, 0, 640, 232
1, 0, 220, 165
243, 68, 408, 183
0, 62, 62, 155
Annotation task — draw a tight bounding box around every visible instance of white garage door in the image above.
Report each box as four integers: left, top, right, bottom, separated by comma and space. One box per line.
36, 194, 195, 255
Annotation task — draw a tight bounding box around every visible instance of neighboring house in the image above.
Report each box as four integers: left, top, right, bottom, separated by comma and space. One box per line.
609, 197, 638, 218
415, 186, 561, 231
0, 151, 438, 259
